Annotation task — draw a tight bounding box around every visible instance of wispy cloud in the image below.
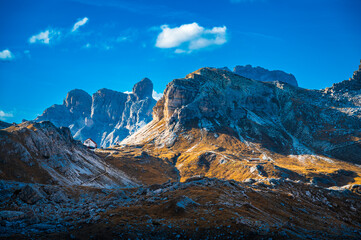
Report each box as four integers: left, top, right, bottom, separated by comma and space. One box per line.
29, 29, 61, 44
155, 22, 227, 53
0, 110, 14, 120
72, 17, 89, 32
29, 17, 88, 45
0, 49, 15, 61
28, 17, 133, 51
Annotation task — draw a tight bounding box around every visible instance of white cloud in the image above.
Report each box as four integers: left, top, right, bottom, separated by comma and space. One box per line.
0, 110, 14, 120
152, 90, 163, 101
29, 29, 60, 44
0, 49, 15, 61
155, 22, 227, 53
116, 36, 128, 42
174, 49, 186, 54
72, 17, 89, 32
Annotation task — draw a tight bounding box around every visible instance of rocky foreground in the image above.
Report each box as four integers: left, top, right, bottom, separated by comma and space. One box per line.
0, 177, 360, 239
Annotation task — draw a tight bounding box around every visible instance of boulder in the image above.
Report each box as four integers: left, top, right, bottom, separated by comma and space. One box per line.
18, 185, 46, 204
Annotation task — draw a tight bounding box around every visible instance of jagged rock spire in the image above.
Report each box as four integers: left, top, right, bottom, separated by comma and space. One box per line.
132, 78, 153, 100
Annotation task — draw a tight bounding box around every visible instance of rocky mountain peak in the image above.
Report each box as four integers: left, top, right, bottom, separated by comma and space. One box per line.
325, 60, 361, 93
233, 64, 298, 87
353, 59, 361, 80
63, 89, 92, 114
36, 78, 157, 147
124, 65, 361, 167
153, 67, 258, 122
132, 77, 153, 100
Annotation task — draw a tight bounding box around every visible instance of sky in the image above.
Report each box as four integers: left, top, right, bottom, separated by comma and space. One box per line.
0, 0, 360, 123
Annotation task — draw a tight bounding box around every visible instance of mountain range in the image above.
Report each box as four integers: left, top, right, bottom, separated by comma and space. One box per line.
1, 61, 361, 239
34, 65, 299, 148
35, 78, 156, 147
221, 64, 298, 87
121, 61, 361, 185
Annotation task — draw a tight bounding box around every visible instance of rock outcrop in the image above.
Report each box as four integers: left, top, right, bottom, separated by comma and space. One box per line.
122, 63, 361, 184
0, 121, 137, 188
232, 64, 298, 87
36, 79, 157, 147
325, 60, 361, 94
0, 120, 11, 129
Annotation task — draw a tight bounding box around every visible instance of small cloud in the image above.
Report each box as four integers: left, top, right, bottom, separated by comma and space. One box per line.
152, 90, 163, 101
0, 110, 14, 121
24, 50, 31, 58
72, 17, 89, 32
29, 29, 61, 44
115, 36, 128, 42
0, 49, 15, 61
83, 43, 91, 48
103, 44, 112, 50
174, 49, 186, 54
155, 22, 227, 53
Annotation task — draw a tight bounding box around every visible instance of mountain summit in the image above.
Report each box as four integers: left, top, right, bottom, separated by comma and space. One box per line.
2, 63, 361, 239
36, 78, 157, 147
232, 64, 298, 87
133, 77, 153, 100
122, 65, 361, 184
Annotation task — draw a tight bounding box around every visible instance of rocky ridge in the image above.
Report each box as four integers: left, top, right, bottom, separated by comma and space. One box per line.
0, 121, 137, 188
35, 78, 157, 148
0, 120, 11, 129
232, 64, 298, 87
122, 62, 361, 184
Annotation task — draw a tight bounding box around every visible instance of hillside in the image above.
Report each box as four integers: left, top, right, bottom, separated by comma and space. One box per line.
0, 121, 137, 188
121, 63, 361, 186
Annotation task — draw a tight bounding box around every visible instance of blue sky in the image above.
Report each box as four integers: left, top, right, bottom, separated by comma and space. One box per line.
0, 0, 360, 123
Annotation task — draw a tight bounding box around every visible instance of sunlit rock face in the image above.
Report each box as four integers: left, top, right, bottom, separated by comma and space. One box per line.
36, 78, 157, 147
122, 64, 361, 184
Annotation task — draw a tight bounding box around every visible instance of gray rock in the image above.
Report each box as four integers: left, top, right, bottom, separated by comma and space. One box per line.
133, 78, 153, 100
0, 211, 25, 221
49, 190, 69, 203
0, 120, 12, 129
0, 122, 138, 188
35, 78, 157, 147
123, 64, 361, 166
233, 64, 298, 87
18, 185, 46, 204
